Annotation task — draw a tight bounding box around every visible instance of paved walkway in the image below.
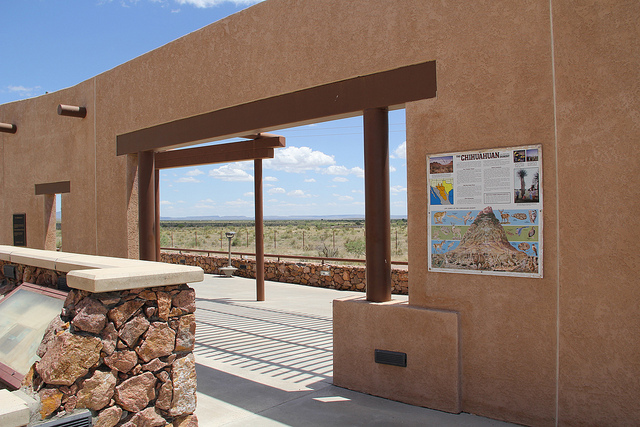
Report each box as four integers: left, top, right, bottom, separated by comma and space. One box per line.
191, 274, 517, 426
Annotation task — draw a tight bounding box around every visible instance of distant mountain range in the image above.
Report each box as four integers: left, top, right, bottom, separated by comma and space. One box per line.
160, 214, 407, 221
57, 212, 405, 221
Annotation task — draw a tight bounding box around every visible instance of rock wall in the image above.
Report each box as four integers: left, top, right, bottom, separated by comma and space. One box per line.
0, 260, 64, 296
25, 285, 198, 427
161, 253, 408, 295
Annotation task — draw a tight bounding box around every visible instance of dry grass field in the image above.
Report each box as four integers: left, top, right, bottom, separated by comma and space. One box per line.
159, 219, 408, 263
55, 219, 408, 263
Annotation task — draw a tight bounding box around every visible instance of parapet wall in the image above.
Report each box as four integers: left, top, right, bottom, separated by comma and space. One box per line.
161, 252, 408, 295
0, 246, 204, 427
0, 260, 64, 295
30, 285, 198, 427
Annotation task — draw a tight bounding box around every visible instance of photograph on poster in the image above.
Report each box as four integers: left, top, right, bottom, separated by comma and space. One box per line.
427, 145, 543, 278
514, 167, 540, 203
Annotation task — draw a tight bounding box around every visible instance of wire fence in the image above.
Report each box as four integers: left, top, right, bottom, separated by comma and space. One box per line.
160, 220, 409, 263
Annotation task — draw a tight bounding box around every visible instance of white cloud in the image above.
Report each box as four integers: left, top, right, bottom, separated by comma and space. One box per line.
352, 189, 363, 193
199, 198, 215, 203
390, 185, 407, 193
268, 187, 286, 195
324, 165, 364, 178
175, 0, 264, 7
287, 190, 311, 198
8, 85, 41, 93
243, 192, 254, 197
226, 199, 250, 206
324, 165, 349, 176
160, 200, 173, 205
333, 194, 354, 202
390, 165, 397, 173
333, 177, 349, 183
209, 164, 253, 181
264, 176, 278, 182
304, 178, 316, 183
265, 146, 335, 173
391, 141, 407, 159
194, 202, 216, 209
351, 167, 364, 179
176, 177, 201, 183
7, 85, 43, 98
186, 168, 205, 176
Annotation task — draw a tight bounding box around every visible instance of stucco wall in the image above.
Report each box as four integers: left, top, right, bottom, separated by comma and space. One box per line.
0, 80, 96, 254
552, 2, 640, 425
1, 1, 638, 425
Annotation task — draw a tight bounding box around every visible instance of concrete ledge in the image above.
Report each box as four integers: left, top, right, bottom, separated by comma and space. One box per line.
0, 389, 30, 427
333, 296, 461, 414
67, 265, 204, 293
0, 245, 204, 293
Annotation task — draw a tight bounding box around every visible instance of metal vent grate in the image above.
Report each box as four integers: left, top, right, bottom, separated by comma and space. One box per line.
36, 409, 92, 427
374, 349, 407, 367
3, 265, 16, 280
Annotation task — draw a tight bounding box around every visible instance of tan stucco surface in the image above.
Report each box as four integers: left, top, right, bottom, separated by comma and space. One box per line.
333, 297, 460, 413
552, 2, 640, 425
1, 1, 638, 425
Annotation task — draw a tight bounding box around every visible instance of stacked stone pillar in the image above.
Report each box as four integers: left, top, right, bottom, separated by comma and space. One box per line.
26, 284, 198, 427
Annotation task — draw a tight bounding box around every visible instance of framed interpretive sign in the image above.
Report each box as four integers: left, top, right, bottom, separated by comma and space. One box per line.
427, 145, 542, 278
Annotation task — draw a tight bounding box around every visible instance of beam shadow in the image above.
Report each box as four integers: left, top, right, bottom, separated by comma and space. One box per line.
195, 296, 333, 388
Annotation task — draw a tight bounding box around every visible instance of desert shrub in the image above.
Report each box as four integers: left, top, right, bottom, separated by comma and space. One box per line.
344, 239, 366, 257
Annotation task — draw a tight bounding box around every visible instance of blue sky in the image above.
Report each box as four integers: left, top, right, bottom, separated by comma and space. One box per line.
2, 0, 407, 218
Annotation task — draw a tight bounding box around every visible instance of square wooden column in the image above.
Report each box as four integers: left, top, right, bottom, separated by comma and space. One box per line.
138, 150, 156, 261
255, 159, 265, 301
364, 107, 391, 302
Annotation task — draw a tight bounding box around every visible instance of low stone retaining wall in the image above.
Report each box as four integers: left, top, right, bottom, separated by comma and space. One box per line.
0, 260, 64, 296
161, 252, 408, 295
27, 285, 198, 427
0, 246, 203, 427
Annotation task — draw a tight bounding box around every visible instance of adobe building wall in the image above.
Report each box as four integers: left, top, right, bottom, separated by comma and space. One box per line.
1, 1, 638, 426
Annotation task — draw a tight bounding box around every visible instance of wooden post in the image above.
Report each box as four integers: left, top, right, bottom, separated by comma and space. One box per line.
255, 159, 265, 301
155, 169, 160, 261
364, 108, 391, 302
138, 151, 156, 261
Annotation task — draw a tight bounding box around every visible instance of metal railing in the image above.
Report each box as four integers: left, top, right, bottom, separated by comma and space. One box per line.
160, 247, 408, 266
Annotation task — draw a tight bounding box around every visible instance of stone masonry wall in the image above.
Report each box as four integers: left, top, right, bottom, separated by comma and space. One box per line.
24, 284, 198, 427
161, 253, 408, 295
0, 260, 64, 296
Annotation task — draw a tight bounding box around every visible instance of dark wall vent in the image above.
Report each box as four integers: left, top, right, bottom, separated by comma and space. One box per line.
57, 276, 70, 292
375, 349, 407, 367
3, 265, 17, 280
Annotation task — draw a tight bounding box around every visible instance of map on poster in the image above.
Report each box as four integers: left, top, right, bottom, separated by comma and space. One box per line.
427, 145, 543, 278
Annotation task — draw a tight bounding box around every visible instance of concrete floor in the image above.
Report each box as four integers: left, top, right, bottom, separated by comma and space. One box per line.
191, 274, 518, 427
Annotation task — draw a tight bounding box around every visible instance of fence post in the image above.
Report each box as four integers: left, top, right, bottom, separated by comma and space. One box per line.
333, 229, 335, 251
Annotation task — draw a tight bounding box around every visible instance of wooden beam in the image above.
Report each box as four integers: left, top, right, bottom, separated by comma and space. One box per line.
154, 137, 284, 170
35, 181, 70, 195
117, 61, 436, 155
0, 123, 17, 134
57, 104, 87, 118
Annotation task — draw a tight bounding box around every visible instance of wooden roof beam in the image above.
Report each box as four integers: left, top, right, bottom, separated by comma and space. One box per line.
154, 136, 285, 170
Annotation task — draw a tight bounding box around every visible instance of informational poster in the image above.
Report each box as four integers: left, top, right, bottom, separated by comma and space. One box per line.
427, 145, 542, 278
